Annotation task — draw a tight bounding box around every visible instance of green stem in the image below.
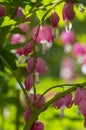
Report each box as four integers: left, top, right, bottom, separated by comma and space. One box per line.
0, 54, 33, 110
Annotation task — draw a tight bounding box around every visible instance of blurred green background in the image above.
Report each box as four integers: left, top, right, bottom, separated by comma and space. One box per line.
0, 0, 86, 130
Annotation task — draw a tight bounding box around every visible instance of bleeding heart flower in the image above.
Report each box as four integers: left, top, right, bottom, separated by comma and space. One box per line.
36, 57, 47, 75
16, 47, 23, 55
11, 34, 25, 44
27, 57, 47, 75
31, 122, 44, 130
24, 107, 31, 122
60, 30, 75, 44
16, 7, 23, 17
62, 2, 75, 32
50, 11, 60, 28
62, 2, 75, 21
19, 23, 29, 33
23, 41, 34, 56
53, 93, 72, 118
74, 87, 86, 105
72, 43, 85, 56
29, 93, 45, 109
79, 99, 86, 128
53, 93, 72, 109
25, 74, 34, 90
64, 93, 72, 107
32, 25, 54, 54
79, 99, 86, 117
53, 94, 64, 109
60, 57, 74, 80
32, 25, 54, 43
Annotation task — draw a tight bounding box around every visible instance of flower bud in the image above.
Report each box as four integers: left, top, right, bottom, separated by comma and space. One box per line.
25, 74, 34, 90
29, 94, 45, 109
31, 122, 44, 130
27, 57, 47, 75
23, 41, 34, 56
74, 87, 86, 105
16, 7, 23, 17
50, 11, 60, 28
62, 2, 75, 21
24, 107, 31, 122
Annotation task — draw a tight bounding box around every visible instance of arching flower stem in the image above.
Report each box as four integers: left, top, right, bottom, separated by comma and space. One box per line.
24, 82, 86, 130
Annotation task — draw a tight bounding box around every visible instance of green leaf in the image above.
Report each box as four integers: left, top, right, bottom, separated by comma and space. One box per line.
4, 43, 24, 50
0, 16, 16, 27
0, 26, 11, 35
36, 9, 46, 20
0, 26, 11, 44
0, 50, 17, 70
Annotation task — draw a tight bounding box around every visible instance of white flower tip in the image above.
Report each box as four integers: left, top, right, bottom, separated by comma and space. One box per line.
65, 20, 72, 33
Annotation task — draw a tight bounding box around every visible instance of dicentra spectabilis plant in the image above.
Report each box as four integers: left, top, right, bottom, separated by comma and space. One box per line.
0, 0, 86, 130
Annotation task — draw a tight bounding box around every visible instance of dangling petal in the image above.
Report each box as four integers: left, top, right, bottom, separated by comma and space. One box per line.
41, 41, 47, 55
65, 20, 72, 33
34, 72, 40, 84
59, 106, 65, 118
18, 55, 26, 64
78, 4, 84, 13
